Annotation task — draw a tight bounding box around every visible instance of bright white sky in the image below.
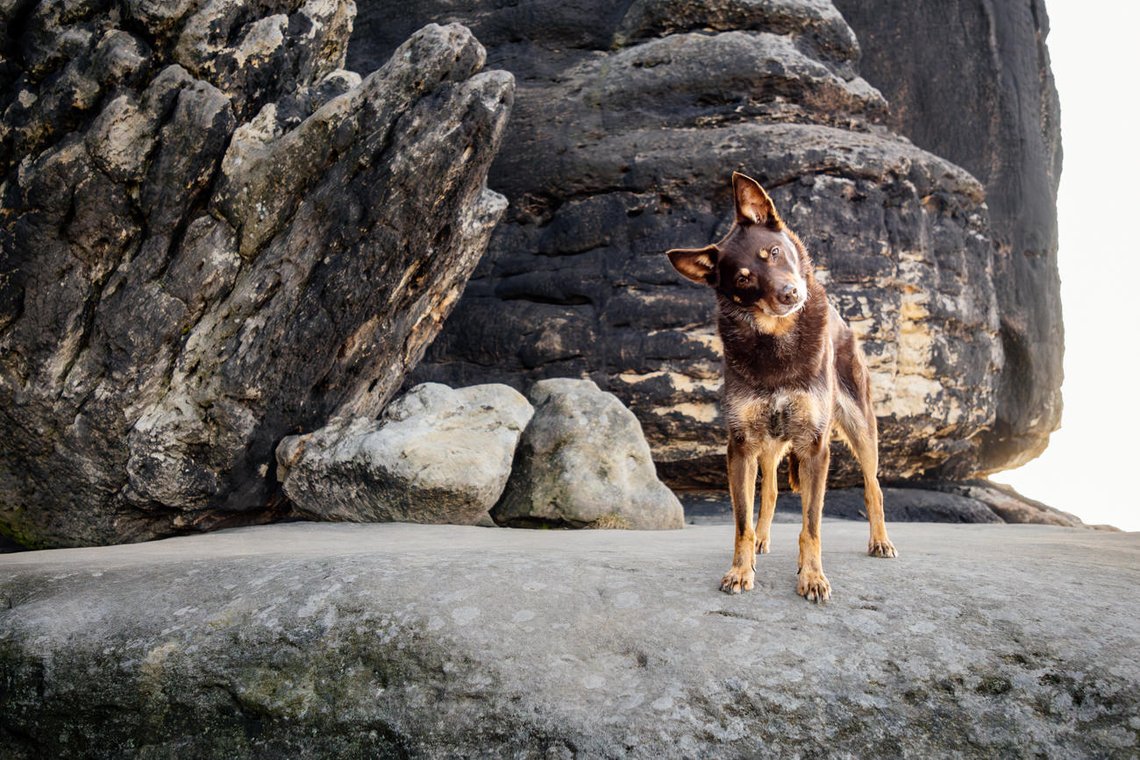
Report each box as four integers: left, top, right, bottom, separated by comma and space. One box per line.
990, 4, 1140, 531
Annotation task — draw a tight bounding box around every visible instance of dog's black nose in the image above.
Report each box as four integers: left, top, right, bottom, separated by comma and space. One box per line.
778, 284, 799, 305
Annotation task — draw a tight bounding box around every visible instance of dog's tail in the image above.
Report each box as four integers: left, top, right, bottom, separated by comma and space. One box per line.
786, 452, 801, 493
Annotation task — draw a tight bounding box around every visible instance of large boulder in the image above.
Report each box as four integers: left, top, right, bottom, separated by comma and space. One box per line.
832, 0, 1064, 471
1, 522, 1137, 756
0, 2, 514, 547
348, 0, 1057, 489
493, 378, 685, 529
277, 383, 533, 525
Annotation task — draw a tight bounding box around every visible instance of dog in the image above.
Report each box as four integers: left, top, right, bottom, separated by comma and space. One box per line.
667, 172, 897, 602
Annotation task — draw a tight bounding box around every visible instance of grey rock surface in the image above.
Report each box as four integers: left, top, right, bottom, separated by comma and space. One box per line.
833, 0, 1064, 471
1, 522, 1137, 757
277, 383, 533, 525
493, 378, 685, 530
0, 3, 514, 547
348, 0, 1029, 489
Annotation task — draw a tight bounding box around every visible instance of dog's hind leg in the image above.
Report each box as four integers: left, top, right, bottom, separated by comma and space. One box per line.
754, 440, 789, 556
721, 436, 758, 594
835, 390, 897, 558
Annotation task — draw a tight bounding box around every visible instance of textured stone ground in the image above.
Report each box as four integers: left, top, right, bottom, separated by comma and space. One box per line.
2, 522, 1137, 757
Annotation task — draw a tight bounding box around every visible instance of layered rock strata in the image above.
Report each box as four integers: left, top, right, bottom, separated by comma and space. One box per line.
349, 0, 1016, 488
832, 0, 1064, 470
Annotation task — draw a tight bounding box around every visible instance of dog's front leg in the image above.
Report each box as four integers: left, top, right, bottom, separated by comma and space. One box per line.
721, 436, 757, 594
754, 442, 787, 555
796, 439, 831, 603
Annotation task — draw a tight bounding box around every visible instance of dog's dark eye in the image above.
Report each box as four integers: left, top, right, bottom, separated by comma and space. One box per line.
736, 271, 750, 285
770, 246, 781, 259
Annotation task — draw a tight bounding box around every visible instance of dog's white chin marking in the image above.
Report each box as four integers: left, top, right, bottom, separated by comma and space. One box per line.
759, 296, 807, 319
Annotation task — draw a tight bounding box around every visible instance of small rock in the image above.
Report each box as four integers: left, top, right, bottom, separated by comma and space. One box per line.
277, 383, 532, 525
493, 378, 684, 530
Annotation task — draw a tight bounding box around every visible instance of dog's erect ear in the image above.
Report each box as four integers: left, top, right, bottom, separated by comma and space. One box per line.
733, 171, 782, 228
667, 244, 719, 285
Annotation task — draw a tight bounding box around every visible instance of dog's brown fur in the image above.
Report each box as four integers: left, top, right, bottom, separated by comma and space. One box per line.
667, 172, 897, 602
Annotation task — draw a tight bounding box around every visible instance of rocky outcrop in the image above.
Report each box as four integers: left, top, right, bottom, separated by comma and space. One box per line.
0, 3, 514, 547
2, 522, 1137, 757
277, 383, 532, 525
349, 0, 1029, 489
832, 0, 1063, 471
681, 487, 1031, 526
928, 480, 1087, 528
492, 378, 684, 530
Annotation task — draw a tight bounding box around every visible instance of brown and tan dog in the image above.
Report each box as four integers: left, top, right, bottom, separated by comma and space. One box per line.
667, 172, 897, 602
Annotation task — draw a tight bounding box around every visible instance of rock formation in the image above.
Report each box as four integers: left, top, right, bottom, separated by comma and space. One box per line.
2, 522, 1136, 756
0, 3, 514, 548
277, 383, 532, 525
492, 378, 684, 530
925, 480, 1086, 528
349, 0, 1060, 489
831, 0, 1063, 471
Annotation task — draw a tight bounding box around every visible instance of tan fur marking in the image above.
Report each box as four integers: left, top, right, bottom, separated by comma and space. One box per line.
796, 443, 831, 603
754, 439, 790, 555
750, 310, 797, 337
721, 438, 758, 594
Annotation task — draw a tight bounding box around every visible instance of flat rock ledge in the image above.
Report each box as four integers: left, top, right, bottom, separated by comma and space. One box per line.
1, 523, 1137, 758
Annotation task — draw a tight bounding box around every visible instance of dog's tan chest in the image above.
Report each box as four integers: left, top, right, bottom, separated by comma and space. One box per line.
727, 389, 827, 444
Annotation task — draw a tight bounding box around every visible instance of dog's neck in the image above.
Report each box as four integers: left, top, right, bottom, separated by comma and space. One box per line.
717, 279, 830, 388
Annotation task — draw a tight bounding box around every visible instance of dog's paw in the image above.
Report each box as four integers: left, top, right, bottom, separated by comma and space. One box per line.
797, 570, 831, 603
868, 538, 897, 558
754, 535, 770, 555
720, 566, 755, 594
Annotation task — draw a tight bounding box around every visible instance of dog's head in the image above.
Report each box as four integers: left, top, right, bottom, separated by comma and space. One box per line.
667, 172, 810, 322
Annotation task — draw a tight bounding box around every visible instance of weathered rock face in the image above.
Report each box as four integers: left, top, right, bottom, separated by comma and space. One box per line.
277, 383, 533, 525
349, 0, 1024, 489
2, 522, 1137, 757
0, 4, 514, 547
832, 0, 1063, 471
493, 378, 684, 530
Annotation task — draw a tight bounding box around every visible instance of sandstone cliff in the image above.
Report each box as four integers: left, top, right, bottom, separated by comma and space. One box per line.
0, 3, 513, 547
833, 0, 1063, 471
348, 0, 1061, 488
